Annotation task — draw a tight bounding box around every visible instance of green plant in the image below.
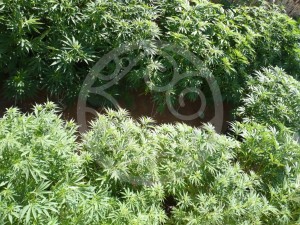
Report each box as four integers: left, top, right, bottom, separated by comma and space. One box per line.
0, 0, 299, 108
156, 1, 300, 103
1, 103, 300, 224
0, 102, 113, 224
0, 0, 159, 103
82, 108, 300, 224
4, 70, 38, 102
237, 66, 300, 133
231, 121, 300, 224
0, 104, 168, 224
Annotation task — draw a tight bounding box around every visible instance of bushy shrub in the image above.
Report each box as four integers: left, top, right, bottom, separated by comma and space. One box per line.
0, 0, 299, 106
158, 1, 300, 103
0, 0, 159, 103
83, 108, 300, 224
0, 102, 114, 224
237, 66, 300, 133
82, 109, 239, 194
231, 121, 300, 224
1, 103, 300, 224
0, 103, 169, 225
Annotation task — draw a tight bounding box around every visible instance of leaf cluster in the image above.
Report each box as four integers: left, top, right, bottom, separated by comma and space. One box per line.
237, 66, 300, 133
0, 0, 299, 107
1, 103, 299, 224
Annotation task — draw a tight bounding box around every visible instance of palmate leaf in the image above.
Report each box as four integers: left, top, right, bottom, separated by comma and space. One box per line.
20, 199, 58, 224
22, 16, 43, 33
0, 0, 300, 223
237, 66, 300, 133
1, 0, 299, 104
1, 103, 300, 224
0, 103, 109, 224
4, 70, 39, 102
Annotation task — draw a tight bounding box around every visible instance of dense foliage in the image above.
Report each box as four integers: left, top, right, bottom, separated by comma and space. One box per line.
237, 66, 300, 133
0, 103, 299, 224
0, 0, 299, 107
1, 0, 300, 224
0, 103, 106, 224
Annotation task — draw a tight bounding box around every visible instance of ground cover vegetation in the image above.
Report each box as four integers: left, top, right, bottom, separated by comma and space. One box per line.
0, 0, 300, 224
0, 101, 299, 224
0, 0, 299, 107
237, 66, 300, 133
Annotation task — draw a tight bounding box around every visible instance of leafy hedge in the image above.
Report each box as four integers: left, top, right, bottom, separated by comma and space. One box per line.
0, 0, 299, 106
0, 103, 299, 224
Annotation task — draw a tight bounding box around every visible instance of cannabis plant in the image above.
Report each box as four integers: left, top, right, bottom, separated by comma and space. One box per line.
1, 0, 300, 107
82, 108, 300, 224
231, 121, 300, 224
237, 66, 300, 133
1, 102, 300, 224
157, 1, 300, 103
0, 103, 114, 224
